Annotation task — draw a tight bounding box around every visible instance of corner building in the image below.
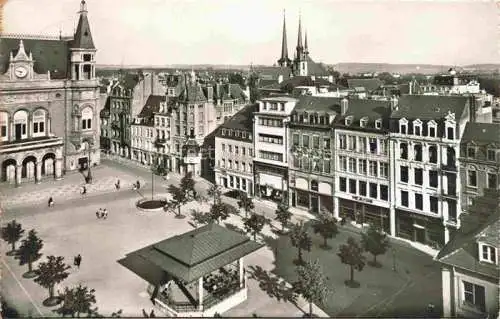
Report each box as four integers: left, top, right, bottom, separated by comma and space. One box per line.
0, 0, 100, 185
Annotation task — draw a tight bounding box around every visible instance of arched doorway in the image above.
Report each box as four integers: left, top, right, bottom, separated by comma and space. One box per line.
2, 159, 17, 183
22, 156, 37, 181
42, 153, 56, 177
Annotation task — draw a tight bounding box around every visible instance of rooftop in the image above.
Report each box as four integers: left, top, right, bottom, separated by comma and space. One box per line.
461, 122, 500, 145
137, 95, 166, 118
347, 78, 384, 92
260, 96, 298, 102
391, 95, 469, 120
217, 103, 257, 133
293, 96, 341, 113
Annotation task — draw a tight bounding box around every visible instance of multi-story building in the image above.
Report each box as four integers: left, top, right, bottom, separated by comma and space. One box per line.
389, 95, 475, 247
0, 0, 100, 185
437, 190, 499, 318
288, 96, 338, 214
459, 122, 500, 214
253, 96, 297, 202
130, 95, 166, 165
214, 104, 256, 195
333, 98, 393, 233
100, 72, 164, 157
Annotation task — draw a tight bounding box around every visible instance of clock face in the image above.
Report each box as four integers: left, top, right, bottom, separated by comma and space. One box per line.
14, 66, 28, 78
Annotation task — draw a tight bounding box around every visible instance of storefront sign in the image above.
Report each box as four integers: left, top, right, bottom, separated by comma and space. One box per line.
352, 195, 373, 204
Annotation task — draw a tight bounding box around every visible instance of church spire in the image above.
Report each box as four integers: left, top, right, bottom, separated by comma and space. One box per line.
277, 9, 291, 67
297, 13, 303, 50
304, 30, 309, 55
72, 0, 95, 49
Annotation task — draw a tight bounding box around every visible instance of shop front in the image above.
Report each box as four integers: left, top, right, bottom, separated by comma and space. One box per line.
395, 209, 445, 248
338, 196, 390, 233
254, 162, 287, 204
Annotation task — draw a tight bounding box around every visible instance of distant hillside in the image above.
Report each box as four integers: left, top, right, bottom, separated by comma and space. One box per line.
332, 63, 500, 75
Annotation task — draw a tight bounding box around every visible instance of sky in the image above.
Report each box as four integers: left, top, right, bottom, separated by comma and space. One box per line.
2, 0, 498, 66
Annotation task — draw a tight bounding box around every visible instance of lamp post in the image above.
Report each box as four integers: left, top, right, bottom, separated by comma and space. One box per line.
86, 141, 93, 184
392, 247, 397, 272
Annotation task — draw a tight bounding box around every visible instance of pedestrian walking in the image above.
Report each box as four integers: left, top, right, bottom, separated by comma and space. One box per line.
149, 310, 155, 318
81, 185, 87, 195
115, 179, 121, 190
136, 180, 141, 189
96, 211, 100, 219
74, 254, 82, 268
103, 209, 108, 219
48, 197, 54, 207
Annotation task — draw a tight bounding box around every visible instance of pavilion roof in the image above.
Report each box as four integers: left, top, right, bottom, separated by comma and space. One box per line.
122, 223, 264, 283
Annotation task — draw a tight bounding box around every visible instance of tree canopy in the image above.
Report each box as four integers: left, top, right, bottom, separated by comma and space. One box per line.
237, 191, 254, 218
17, 229, 44, 274
34, 255, 71, 303
275, 203, 292, 232
361, 224, 390, 267
1, 220, 25, 253
294, 259, 330, 317
312, 213, 339, 249
243, 213, 267, 241
290, 222, 312, 265
337, 237, 366, 287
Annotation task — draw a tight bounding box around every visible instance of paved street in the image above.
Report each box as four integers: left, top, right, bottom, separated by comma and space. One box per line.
1, 159, 441, 317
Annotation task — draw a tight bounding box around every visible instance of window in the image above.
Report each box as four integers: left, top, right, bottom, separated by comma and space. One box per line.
349, 179, 357, 194
339, 156, 347, 171
400, 166, 409, 183
348, 136, 356, 151
259, 151, 283, 162
359, 181, 367, 196
358, 137, 366, 153
487, 173, 497, 189
228, 160, 233, 169
0, 112, 8, 141
228, 145, 233, 153
400, 143, 408, 159
338, 134, 347, 149
400, 123, 407, 134
369, 183, 378, 199
235, 146, 239, 154
379, 163, 389, 178
249, 148, 253, 157
430, 196, 438, 213
323, 157, 331, 173
415, 193, 423, 210
323, 138, 331, 149
480, 244, 497, 264
235, 161, 239, 170
428, 126, 436, 137
32, 109, 46, 136
293, 134, 299, 146
381, 139, 388, 155
414, 144, 422, 161
311, 180, 319, 192
414, 168, 423, 185
313, 136, 320, 148
487, 149, 496, 161
258, 117, 283, 127
348, 158, 357, 173
369, 161, 378, 177
13, 110, 28, 140
414, 123, 421, 136
369, 138, 377, 154
468, 170, 477, 187
221, 144, 226, 151
380, 185, 388, 201
360, 118, 368, 127
221, 159, 225, 168
259, 134, 283, 144
467, 147, 476, 158
429, 145, 438, 163
429, 170, 439, 188
401, 191, 409, 207
447, 127, 454, 140
462, 281, 486, 312
339, 177, 347, 192
375, 120, 382, 129
358, 159, 367, 175
302, 135, 310, 148
242, 148, 246, 156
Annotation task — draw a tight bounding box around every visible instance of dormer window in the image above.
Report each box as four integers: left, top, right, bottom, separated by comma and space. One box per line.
375, 119, 382, 129
345, 116, 353, 126
360, 117, 368, 128
399, 118, 408, 134
479, 243, 497, 264
413, 119, 422, 136
487, 149, 496, 161
427, 120, 437, 137
467, 146, 476, 158
221, 129, 226, 136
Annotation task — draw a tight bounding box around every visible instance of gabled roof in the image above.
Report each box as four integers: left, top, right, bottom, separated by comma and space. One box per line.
334, 98, 391, 129
281, 75, 333, 88
123, 223, 263, 283
391, 95, 469, 120
347, 78, 383, 92
137, 95, 166, 118
100, 96, 111, 118
179, 83, 207, 103
0, 36, 69, 79
217, 103, 257, 134
461, 122, 500, 145
293, 96, 341, 113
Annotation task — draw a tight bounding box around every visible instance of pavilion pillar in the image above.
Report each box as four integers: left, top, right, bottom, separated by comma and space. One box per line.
238, 257, 244, 288
198, 277, 204, 311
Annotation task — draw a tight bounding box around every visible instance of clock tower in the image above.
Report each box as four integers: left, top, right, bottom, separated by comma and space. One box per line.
7, 40, 35, 81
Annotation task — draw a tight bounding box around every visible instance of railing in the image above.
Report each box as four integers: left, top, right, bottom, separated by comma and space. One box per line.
155, 294, 199, 313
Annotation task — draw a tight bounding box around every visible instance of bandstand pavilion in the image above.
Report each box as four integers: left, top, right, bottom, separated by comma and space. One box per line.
120, 223, 264, 317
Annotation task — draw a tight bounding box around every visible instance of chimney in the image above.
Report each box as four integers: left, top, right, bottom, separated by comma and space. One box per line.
390, 96, 399, 111
341, 97, 349, 115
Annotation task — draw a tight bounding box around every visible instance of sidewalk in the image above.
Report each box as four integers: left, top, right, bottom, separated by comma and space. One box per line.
0, 165, 147, 210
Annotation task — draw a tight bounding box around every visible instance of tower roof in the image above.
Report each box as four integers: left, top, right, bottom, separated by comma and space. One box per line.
296, 13, 303, 50
71, 0, 95, 49
278, 10, 290, 65
304, 30, 308, 53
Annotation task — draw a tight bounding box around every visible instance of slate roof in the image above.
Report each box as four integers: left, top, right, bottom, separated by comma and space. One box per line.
293, 96, 341, 113
436, 190, 500, 279
71, 11, 95, 49
334, 98, 391, 129
123, 223, 263, 283
347, 78, 384, 92
218, 83, 247, 101
461, 122, 500, 145
217, 103, 257, 134
390, 95, 469, 120
281, 75, 333, 88
179, 83, 207, 103
100, 96, 110, 118
137, 95, 166, 118
0, 37, 69, 79
304, 56, 329, 76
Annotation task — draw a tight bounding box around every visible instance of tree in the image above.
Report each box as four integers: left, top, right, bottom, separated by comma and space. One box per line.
208, 202, 235, 224
237, 191, 254, 218
337, 237, 366, 288
1, 220, 25, 255
17, 229, 43, 277
361, 224, 390, 267
150, 154, 168, 200
180, 171, 197, 200
312, 213, 339, 250
293, 259, 330, 318
34, 255, 71, 306
243, 213, 267, 241
207, 184, 222, 204
165, 172, 197, 218
275, 203, 292, 233
54, 284, 98, 317
190, 208, 212, 228
289, 222, 312, 265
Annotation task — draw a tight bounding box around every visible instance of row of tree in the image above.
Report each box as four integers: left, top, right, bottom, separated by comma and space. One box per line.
1, 220, 121, 317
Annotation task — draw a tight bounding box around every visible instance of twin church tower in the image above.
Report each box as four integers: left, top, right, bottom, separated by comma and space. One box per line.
277, 11, 315, 77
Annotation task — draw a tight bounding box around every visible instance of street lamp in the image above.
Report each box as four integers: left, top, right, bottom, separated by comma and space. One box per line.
392, 247, 397, 272
86, 141, 93, 184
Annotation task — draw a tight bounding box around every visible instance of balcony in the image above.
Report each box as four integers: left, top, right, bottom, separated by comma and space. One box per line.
441, 162, 457, 172
155, 137, 167, 147
111, 121, 121, 130
0, 136, 63, 154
